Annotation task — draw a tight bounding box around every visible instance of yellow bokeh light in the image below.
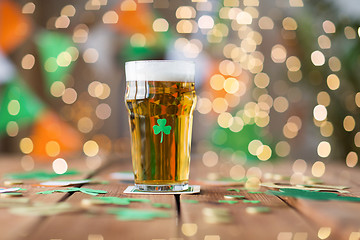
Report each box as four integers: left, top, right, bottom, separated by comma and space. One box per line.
78, 117, 94, 133
83, 48, 99, 63
204, 236, 220, 240
57, 52, 72, 67
257, 145, 272, 161
236, 11, 252, 25
202, 151, 218, 167
317, 91, 330, 107
21, 54, 35, 70
83, 140, 99, 157
318, 35, 331, 49
328, 56, 341, 72
218, 112, 233, 128
6, 121, 19, 137
196, 97, 212, 114
103, 11, 118, 24
311, 51, 325, 66
130, 33, 146, 47
317, 141, 331, 158
181, 223, 198, 237
223, 77, 239, 94
177, 20, 197, 33
244, 0, 259, 6
287, 70, 302, 83
286, 56, 301, 71
176, 6, 196, 19
248, 140, 263, 156
20, 138, 33, 154
245, 176, 260, 189
344, 26, 356, 39
62, 88, 77, 104
289, 0, 303, 7
275, 141, 290, 157
198, 15, 214, 29
271, 44, 287, 63
355, 92, 360, 108
121, 0, 136, 11
153, 18, 169, 32
355, 132, 360, 147
343, 116, 355, 132
22, 2, 35, 14
52, 158, 68, 174
273, 97, 289, 113
322, 20, 336, 33
292, 159, 307, 173
313, 105, 327, 121
318, 227, 331, 239
326, 74, 340, 90
44, 57, 58, 72
8, 100, 20, 116
61, 5, 76, 17
229, 117, 244, 132
346, 151, 358, 168
224, 0, 239, 7
282, 17, 297, 30
45, 141, 61, 157
258, 16, 273, 30
312, 161, 325, 177
73, 24, 89, 43
320, 121, 333, 137
50, 81, 65, 97
96, 103, 112, 120
212, 98, 228, 113
55, 16, 70, 29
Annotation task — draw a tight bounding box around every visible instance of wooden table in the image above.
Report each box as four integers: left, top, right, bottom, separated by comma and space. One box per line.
0, 154, 359, 240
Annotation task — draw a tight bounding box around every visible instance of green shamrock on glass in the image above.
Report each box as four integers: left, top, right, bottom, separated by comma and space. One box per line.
153, 119, 172, 143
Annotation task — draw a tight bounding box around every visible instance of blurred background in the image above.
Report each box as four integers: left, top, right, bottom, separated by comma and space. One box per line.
1, 0, 360, 175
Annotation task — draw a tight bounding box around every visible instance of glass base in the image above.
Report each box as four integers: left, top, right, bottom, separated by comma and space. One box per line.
135, 182, 188, 192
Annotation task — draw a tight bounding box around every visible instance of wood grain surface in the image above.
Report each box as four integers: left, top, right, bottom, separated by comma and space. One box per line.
0, 155, 359, 240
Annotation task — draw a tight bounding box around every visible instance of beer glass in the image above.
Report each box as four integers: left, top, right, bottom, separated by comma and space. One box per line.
125, 60, 196, 191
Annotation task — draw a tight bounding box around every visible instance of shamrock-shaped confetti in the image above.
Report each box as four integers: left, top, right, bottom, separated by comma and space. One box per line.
153, 119, 171, 143
181, 199, 199, 204
218, 200, 238, 204
152, 203, 172, 208
227, 188, 241, 193
6, 170, 80, 180
266, 188, 360, 202
92, 197, 150, 205
37, 187, 107, 196
107, 207, 171, 221
243, 200, 261, 204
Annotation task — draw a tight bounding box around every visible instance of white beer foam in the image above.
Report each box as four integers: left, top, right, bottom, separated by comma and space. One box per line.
125, 60, 195, 82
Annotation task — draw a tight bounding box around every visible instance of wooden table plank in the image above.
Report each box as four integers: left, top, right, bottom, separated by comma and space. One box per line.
26, 160, 181, 240
0, 155, 105, 240
180, 186, 318, 239
264, 161, 360, 240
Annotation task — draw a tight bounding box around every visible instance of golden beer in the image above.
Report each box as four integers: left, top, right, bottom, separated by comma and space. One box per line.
125, 61, 196, 191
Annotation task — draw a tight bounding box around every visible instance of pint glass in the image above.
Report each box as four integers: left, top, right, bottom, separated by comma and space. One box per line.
125, 60, 196, 191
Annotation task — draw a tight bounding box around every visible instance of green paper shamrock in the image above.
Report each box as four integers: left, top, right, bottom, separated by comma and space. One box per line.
181, 199, 199, 204
227, 188, 241, 193
37, 187, 107, 196
153, 119, 171, 143
152, 203, 172, 208
243, 200, 261, 204
107, 207, 171, 221
6, 170, 80, 180
266, 188, 360, 202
